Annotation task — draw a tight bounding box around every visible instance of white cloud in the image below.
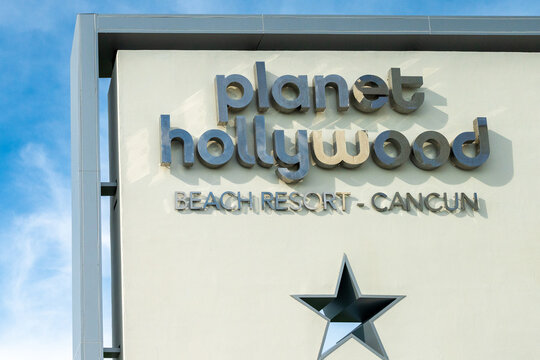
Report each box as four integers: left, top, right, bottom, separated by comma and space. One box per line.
0, 144, 71, 359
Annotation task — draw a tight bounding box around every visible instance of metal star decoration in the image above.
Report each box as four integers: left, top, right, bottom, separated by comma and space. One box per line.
293, 256, 404, 360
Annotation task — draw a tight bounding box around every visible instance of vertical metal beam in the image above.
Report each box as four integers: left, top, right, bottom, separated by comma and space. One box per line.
71, 14, 103, 360
108, 65, 123, 356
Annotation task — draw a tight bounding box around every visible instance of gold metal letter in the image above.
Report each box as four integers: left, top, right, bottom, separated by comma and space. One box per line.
310, 130, 369, 169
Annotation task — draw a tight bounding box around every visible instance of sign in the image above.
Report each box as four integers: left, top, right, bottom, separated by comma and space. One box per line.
161, 64, 489, 183
109, 50, 539, 360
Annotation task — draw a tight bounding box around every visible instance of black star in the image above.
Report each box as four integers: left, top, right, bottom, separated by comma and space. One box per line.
293, 255, 404, 360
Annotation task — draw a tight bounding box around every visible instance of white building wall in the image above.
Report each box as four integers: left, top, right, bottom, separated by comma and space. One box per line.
111, 50, 540, 360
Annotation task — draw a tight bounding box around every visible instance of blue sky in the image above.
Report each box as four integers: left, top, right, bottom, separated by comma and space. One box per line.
0, 1, 539, 359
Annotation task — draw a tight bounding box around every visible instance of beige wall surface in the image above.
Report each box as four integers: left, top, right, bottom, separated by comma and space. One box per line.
111, 50, 540, 360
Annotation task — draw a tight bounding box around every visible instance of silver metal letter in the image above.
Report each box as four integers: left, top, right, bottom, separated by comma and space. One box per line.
203, 192, 221, 210
160, 114, 194, 168
424, 193, 443, 212
254, 115, 274, 168
411, 131, 450, 170
289, 192, 303, 211
273, 130, 310, 183
444, 193, 459, 212
261, 192, 275, 210
238, 191, 253, 210
323, 192, 337, 210
303, 192, 322, 211
460, 193, 479, 211
275, 192, 288, 211
237, 192, 253, 210
313, 74, 349, 112
335, 192, 351, 211
371, 130, 410, 170
371, 192, 389, 212
350, 75, 388, 113
270, 75, 310, 113
216, 74, 254, 125
406, 193, 423, 211
389, 192, 407, 211
235, 116, 255, 168
388, 68, 424, 114
254, 62, 270, 112
196, 129, 234, 168
450, 118, 490, 170
189, 191, 203, 210
175, 192, 188, 210
220, 191, 236, 211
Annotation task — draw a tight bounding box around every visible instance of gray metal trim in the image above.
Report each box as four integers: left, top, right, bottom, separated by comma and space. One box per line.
429, 16, 540, 34
100, 182, 117, 196
71, 14, 103, 360
107, 67, 123, 355
95, 14, 540, 34
103, 347, 121, 358
97, 14, 264, 33
261, 15, 431, 33
93, 14, 540, 77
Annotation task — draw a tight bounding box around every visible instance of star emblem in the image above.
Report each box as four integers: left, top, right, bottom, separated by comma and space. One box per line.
293, 255, 404, 360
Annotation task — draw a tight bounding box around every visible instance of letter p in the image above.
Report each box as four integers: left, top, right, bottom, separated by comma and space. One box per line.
215, 74, 254, 125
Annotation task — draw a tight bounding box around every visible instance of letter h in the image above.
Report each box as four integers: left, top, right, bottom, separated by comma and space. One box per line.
160, 114, 194, 168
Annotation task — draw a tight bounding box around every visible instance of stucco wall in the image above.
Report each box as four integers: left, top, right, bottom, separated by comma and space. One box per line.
111, 50, 540, 359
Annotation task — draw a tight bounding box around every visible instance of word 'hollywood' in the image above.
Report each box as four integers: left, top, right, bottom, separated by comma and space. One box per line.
160, 62, 490, 183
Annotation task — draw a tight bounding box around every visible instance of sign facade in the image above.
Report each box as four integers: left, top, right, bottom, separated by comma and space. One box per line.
107, 49, 540, 359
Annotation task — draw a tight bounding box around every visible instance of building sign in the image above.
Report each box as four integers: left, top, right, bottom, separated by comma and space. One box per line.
159, 62, 490, 216
161, 64, 489, 182
108, 49, 539, 360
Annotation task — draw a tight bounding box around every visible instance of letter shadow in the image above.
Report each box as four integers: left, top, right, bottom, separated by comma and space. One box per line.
377, 88, 448, 132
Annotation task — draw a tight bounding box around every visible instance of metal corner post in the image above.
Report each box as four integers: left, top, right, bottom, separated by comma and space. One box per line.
71, 14, 103, 360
